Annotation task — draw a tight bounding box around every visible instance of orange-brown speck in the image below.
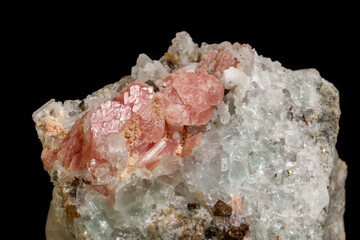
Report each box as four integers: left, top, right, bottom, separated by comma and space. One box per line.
153, 96, 164, 119
42, 116, 69, 139
122, 116, 141, 147
165, 52, 179, 63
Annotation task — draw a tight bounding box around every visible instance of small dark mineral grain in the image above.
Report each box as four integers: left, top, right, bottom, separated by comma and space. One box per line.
187, 202, 200, 210
78, 100, 86, 111
145, 80, 160, 92
204, 225, 220, 239
224, 224, 249, 240
212, 200, 232, 217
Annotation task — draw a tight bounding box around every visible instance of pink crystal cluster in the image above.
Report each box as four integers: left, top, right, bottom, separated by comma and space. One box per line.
41, 46, 241, 193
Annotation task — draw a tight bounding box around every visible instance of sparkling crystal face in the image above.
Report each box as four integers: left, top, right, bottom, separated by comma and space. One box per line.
33, 32, 346, 240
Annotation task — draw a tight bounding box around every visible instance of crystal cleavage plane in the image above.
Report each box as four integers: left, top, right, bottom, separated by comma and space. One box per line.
33, 32, 346, 240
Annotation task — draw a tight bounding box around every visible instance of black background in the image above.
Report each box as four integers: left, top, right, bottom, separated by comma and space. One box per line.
8, 4, 358, 239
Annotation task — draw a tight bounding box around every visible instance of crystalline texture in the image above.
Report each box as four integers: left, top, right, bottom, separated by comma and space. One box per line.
33, 31, 346, 240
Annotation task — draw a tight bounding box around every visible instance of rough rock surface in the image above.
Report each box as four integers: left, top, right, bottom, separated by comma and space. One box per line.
33, 32, 346, 240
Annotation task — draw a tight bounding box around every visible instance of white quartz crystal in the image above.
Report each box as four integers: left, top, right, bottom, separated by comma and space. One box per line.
34, 32, 346, 240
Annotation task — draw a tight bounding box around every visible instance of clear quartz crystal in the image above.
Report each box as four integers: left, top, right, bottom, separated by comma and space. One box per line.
33, 32, 346, 240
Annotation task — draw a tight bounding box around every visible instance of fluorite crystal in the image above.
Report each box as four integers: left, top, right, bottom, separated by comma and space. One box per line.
33, 32, 346, 240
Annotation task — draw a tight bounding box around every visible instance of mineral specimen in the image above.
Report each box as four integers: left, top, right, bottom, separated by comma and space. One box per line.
33, 32, 346, 240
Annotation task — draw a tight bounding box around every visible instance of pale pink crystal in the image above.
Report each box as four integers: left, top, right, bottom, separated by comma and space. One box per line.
56, 115, 85, 170
181, 133, 203, 158
196, 47, 239, 77
41, 51, 226, 181
157, 68, 224, 126
196, 50, 218, 74
213, 47, 239, 75
113, 80, 166, 155
137, 138, 180, 169
90, 100, 132, 137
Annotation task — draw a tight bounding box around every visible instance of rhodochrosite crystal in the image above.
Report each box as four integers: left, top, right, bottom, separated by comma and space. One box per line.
33, 32, 346, 240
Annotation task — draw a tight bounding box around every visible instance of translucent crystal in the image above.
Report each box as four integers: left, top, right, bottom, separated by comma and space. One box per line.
33, 32, 346, 240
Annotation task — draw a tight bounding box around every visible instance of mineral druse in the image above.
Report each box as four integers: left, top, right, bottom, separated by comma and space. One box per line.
33, 32, 346, 240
